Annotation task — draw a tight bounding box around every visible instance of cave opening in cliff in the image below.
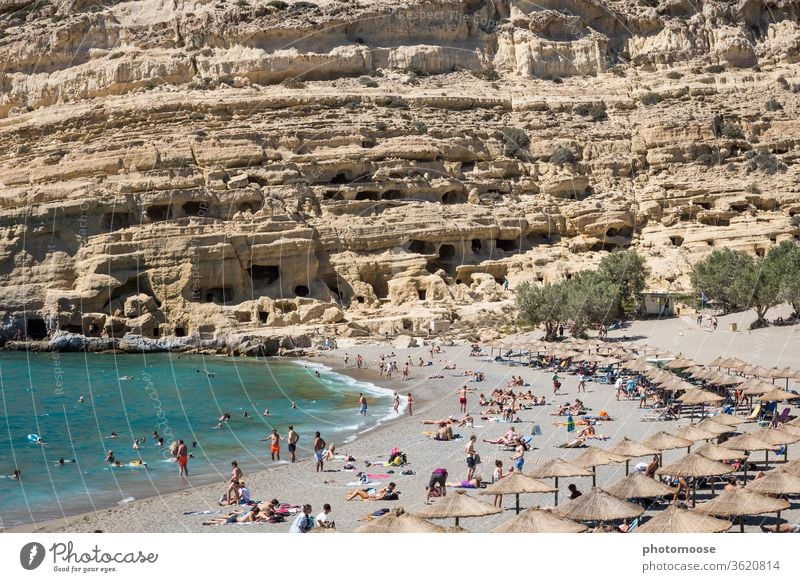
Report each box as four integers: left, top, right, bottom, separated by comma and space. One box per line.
331, 172, 352, 184
670, 235, 684, 247
258, 311, 268, 323
381, 190, 402, 200
183, 201, 211, 217
461, 162, 475, 173
442, 191, 467, 204
605, 227, 633, 238
63, 324, 83, 335
439, 244, 455, 261
407, 239, 435, 254
25, 318, 48, 340
361, 272, 388, 299
294, 285, 310, 297
418, 289, 426, 301
102, 212, 131, 231
323, 190, 344, 201
146, 205, 173, 222
247, 265, 280, 285
496, 239, 519, 252
355, 191, 379, 201
471, 239, 482, 254
174, 326, 186, 337
205, 287, 233, 304
238, 202, 256, 213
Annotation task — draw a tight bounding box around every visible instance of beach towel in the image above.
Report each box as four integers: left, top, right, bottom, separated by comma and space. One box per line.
183, 510, 219, 515
566, 414, 575, 433
347, 481, 380, 487
366, 474, 391, 479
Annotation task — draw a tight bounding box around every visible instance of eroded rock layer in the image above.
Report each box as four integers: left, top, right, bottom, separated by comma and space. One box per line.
1, 0, 799, 341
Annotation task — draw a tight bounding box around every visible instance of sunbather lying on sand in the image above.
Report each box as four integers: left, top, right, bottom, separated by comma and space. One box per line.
483, 428, 519, 446
345, 482, 398, 501
203, 506, 265, 525
760, 523, 800, 533
446, 476, 482, 489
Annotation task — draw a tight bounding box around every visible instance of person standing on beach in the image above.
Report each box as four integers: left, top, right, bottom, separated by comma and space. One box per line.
226, 461, 243, 504
512, 440, 525, 472
343, 353, 349, 367
407, 393, 414, 416
459, 385, 468, 414
552, 372, 561, 395
465, 435, 478, 481
313, 432, 326, 472
402, 362, 409, 380
261, 429, 284, 461
358, 393, 368, 416
177, 439, 189, 477
577, 373, 587, 393
393, 391, 400, 414
288, 426, 299, 463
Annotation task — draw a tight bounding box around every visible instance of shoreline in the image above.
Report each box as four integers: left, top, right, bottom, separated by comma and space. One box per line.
3, 348, 427, 533
6, 309, 800, 533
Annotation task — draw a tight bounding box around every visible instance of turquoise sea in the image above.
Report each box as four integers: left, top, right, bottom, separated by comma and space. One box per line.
0, 352, 393, 528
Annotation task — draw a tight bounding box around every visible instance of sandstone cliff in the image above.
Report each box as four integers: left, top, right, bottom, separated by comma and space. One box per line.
1, 0, 799, 343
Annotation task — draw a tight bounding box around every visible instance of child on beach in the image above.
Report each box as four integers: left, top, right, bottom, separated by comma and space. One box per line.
407, 393, 414, 415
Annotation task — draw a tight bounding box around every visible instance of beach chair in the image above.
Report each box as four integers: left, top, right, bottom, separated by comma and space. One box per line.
743, 403, 761, 423
772, 407, 791, 427
656, 403, 680, 421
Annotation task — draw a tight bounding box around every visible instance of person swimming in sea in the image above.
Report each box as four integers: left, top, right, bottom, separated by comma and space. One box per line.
78, 395, 85, 403
56, 458, 76, 465
291, 402, 297, 409
107, 432, 118, 439
262, 409, 271, 416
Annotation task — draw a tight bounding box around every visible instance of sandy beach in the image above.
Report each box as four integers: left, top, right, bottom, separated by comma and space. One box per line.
9, 306, 800, 533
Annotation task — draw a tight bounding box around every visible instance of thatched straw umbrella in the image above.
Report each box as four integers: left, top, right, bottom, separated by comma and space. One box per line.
668, 357, 696, 369
642, 431, 693, 452
695, 418, 736, 435
606, 438, 659, 475
525, 459, 593, 506
624, 357, 654, 373
605, 472, 676, 500
694, 488, 790, 532
656, 453, 734, 505
678, 389, 725, 420
740, 378, 775, 395
751, 426, 800, 466
745, 469, 800, 495
635, 505, 731, 533
708, 356, 724, 368
355, 508, 446, 533
709, 373, 744, 386
782, 459, 800, 477
672, 425, 717, 451
722, 433, 780, 479
718, 357, 747, 371
570, 447, 628, 487
478, 472, 556, 514
492, 507, 588, 533
552, 487, 644, 524
694, 442, 746, 462
415, 491, 502, 527
706, 412, 746, 427
760, 388, 797, 402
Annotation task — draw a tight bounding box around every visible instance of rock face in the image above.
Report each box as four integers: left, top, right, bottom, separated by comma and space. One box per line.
1, 0, 799, 341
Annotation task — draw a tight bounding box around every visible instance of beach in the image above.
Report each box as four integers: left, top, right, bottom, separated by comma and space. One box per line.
8, 306, 800, 533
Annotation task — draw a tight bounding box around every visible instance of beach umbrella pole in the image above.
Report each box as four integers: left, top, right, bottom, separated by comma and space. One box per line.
625, 459, 630, 476
554, 477, 559, 506
592, 466, 597, 487
515, 493, 520, 515
740, 515, 744, 533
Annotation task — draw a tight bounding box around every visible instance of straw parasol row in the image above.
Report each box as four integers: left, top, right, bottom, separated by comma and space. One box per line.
635, 505, 731, 533
656, 453, 734, 505
642, 432, 693, 451
492, 507, 588, 533
478, 472, 556, 514
694, 442, 746, 462
606, 438, 659, 475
